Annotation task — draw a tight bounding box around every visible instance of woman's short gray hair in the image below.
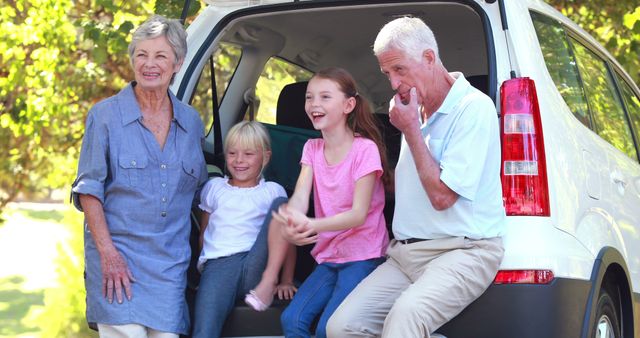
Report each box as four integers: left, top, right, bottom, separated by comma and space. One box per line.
373, 17, 439, 63
128, 15, 187, 65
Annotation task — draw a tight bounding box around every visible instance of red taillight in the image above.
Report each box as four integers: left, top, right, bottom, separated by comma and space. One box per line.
493, 270, 555, 284
500, 77, 550, 216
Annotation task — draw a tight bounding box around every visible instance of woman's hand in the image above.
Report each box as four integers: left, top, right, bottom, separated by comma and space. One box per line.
100, 247, 136, 304
275, 282, 298, 300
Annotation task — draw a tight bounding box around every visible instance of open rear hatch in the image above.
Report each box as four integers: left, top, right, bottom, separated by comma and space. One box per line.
175, 1, 503, 336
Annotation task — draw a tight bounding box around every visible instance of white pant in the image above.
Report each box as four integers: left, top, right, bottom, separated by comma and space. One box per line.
326, 236, 504, 338
98, 323, 178, 338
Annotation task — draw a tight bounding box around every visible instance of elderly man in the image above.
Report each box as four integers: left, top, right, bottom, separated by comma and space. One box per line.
326, 17, 506, 338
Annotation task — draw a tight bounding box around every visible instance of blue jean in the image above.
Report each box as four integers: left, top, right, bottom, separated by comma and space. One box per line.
281, 257, 385, 338
192, 197, 288, 338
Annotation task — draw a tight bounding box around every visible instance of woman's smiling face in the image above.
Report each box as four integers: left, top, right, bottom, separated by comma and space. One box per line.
132, 35, 181, 92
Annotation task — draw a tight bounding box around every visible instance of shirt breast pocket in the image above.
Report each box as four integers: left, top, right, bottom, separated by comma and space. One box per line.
428, 138, 444, 163
178, 160, 201, 193
118, 155, 149, 188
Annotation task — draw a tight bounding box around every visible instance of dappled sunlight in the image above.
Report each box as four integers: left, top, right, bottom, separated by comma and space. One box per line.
0, 203, 95, 337
0, 275, 43, 337
0, 204, 70, 291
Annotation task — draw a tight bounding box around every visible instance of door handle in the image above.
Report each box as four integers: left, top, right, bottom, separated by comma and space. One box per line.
610, 171, 627, 195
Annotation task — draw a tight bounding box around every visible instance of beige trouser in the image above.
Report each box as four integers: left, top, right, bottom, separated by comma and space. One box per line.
326, 236, 504, 338
97, 323, 178, 338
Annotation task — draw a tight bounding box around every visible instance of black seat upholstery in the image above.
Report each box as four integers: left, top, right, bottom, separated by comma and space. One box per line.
373, 113, 401, 169
263, 81, 320, 193
276, 81, 314, 130
467, 74, 488, 95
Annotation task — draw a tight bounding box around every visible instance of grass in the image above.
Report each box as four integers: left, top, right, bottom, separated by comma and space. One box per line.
0, 276, 44, 337
0, 202, 97, 338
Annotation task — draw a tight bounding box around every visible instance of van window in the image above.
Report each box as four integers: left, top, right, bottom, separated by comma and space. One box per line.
616, 75, 640, 158
570, 39, 638, 160
530, 12, 591, 129
190, 42, 242, 135
249, 57, 312, 124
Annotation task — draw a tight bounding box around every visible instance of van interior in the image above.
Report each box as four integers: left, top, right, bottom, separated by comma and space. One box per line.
183, 2, 493, 336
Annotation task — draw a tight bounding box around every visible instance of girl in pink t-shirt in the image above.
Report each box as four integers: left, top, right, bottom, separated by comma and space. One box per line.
247, 67, 390, 338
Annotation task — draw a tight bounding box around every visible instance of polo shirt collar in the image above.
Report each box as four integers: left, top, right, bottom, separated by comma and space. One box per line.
119, 82, 189, 132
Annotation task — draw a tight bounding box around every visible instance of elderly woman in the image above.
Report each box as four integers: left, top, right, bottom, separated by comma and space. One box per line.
71, 15, 207, 337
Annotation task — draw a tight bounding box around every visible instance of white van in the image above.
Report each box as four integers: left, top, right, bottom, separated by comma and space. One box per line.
172, 0, 640, 337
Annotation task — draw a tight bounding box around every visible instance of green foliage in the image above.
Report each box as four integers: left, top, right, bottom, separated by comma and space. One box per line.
155, 0, 202, 21
546, 0, 640, 84
0, 0, 155, 211
254, 58, 313, 124
191, 42, 243, 133
0, 0, 203, 213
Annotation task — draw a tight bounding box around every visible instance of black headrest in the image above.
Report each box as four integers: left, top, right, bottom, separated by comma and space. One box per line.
276, 82, 315, 130
467, 75, 488, 95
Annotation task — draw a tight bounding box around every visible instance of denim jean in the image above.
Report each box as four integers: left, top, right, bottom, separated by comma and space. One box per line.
281, 257, 385, 338
192, 197, 288, 338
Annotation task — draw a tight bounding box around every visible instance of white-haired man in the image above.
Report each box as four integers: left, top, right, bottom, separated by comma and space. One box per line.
326, 17, 506, 338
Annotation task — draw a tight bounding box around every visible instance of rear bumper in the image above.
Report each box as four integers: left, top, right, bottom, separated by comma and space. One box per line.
213, 277, 591, 337
439, 277, 591, 338
221, 298, 290, 337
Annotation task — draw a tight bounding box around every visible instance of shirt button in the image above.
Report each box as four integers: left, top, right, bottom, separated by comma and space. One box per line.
161, 183, 167, 188
162, 197, 167, 202
131, 160, 137, 167
161, 211, 167, 217
161, 164, 167, 169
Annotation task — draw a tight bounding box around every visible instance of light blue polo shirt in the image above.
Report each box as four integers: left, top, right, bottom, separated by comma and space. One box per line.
392, 72, 505, 240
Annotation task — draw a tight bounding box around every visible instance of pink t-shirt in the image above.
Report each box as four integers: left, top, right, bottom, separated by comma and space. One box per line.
301, 137, 389, 264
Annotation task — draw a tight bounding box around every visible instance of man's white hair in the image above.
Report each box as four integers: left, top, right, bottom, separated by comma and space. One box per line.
373, 17, 440, 63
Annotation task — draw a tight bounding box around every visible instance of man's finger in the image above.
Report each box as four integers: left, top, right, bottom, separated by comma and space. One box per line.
409, 87, 417, 105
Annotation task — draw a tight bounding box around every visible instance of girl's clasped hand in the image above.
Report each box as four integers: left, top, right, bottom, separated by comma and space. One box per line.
273, 204, 318, 246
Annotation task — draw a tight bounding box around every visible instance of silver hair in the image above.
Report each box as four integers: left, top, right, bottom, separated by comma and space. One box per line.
128, 15, 187, 66
373, 17, 440, 63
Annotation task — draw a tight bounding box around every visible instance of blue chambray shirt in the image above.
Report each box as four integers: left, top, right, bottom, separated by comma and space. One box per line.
71, 83, 208, 334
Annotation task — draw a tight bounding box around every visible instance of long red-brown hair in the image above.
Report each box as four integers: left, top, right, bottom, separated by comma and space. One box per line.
312, 67, 392, 190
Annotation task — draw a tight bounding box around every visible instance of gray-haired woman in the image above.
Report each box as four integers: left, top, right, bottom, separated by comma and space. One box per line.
71, 15, 207, 337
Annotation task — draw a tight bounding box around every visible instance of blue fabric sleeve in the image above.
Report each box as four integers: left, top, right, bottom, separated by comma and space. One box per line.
71, 110, 109, 211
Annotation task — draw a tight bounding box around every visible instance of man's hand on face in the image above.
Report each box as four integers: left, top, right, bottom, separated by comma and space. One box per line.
389, 87, 421, 134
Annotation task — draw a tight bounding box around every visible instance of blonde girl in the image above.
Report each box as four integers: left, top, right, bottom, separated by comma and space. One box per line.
192, 121, 295, 338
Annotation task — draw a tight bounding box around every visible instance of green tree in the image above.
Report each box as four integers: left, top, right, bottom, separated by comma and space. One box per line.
0, 0, 200, 216
546, 0, 640, 83
0, 0, 154, 213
